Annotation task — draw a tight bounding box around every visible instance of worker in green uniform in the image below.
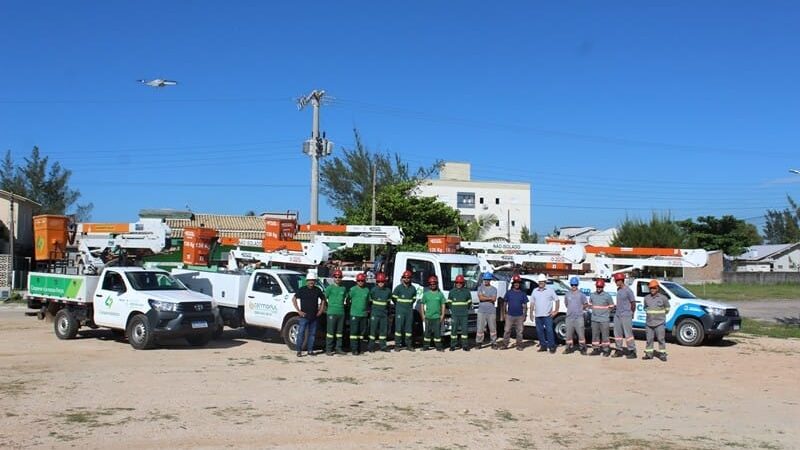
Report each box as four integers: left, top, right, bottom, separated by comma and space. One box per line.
368, 272, 392, 352
392, 270, 417, 352
324, 269, 348, 356
447, 274, 472, 351
348, 273, 371, 355
421, 275, 446, 352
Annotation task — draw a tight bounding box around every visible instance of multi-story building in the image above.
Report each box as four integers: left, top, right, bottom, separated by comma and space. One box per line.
415, 162, 530, 242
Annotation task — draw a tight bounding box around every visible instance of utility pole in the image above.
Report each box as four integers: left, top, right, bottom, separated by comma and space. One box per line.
370, 162, 377, 261
9, 193, 15, 290
298, 90, 333, 225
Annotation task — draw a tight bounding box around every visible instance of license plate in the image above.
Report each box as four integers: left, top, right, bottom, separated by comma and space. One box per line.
191, 321, 208, 329
733, 324, 740, 331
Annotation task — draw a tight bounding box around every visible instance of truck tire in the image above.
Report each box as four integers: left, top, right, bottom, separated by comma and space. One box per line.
281, 316, 301, 350
553, 315, 567, 344
186, 333, 212, 347
127, 314, 156, 350
54, 309, 79, 340
245, 326, 267, 339
675, 318, 705, 347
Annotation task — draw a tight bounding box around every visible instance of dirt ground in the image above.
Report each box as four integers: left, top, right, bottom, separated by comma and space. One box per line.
1, 304, 798, 450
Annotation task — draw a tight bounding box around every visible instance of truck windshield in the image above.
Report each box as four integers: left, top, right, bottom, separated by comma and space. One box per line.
125, 271, 186, 291
278, 273, 305, 293
441, 263, 481, 291
661, 281, 697, 299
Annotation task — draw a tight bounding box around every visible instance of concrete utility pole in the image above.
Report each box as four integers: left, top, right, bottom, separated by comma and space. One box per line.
370, 162, 377, 261
9, 193, 14, 290
298, 90, 333, 225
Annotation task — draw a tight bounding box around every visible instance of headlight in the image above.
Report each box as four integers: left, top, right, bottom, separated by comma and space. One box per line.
149, 299, 178, 312
704, 306, 725, 316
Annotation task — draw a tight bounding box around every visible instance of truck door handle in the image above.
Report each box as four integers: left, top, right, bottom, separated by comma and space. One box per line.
247, 295, 254, 299
95, 294, 103, 297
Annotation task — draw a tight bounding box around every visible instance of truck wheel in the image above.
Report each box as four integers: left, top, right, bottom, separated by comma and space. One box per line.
675, 318, 705, 347
54, 309, 79, 340
245, 326, 267, 339
127, 314, 156, 350
281, 316, 301, 350
186, 333, 212, 347
553, 316, 566, 344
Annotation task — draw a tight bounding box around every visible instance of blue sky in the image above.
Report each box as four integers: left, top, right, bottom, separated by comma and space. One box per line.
1, 1, 798, 237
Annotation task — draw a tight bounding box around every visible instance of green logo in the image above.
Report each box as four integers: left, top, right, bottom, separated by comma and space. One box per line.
104, 296, 113, 307
36, 237, 44, 251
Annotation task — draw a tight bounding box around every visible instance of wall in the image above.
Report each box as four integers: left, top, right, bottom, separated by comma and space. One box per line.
683, 251, 724, 284
0, 196, 36, 255
722, 271, 800, 284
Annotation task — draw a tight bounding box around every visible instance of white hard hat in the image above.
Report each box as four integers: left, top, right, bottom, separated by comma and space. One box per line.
537, 274, 547, 282
306, 271, 317, 280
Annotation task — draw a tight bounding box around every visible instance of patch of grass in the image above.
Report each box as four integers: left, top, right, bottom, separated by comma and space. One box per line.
314, 376, 360, 385
687, 283, 800, 301
736, 318, 800, 339
260, 354, 290, 363
56, 407, 136, 428
0, 379, 29, 397
2, 291, 25, 304
48, 431, 78, 442
227, 357, 255, 366
495, 409, 516, 421
274, 376, 287, 381
547, 432, 574, 447
6, 412, 18, 417
509, 436, 536, 449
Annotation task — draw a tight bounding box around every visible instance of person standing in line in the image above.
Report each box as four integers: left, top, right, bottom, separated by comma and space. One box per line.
530, 274, 559, 354
348, 273, 371, 356
500, 274, 528, 351
611, 273, 638, 359
368, 272, 392, 352
589, 279, 614, 357
392, 270, 417, 351
475, 272, 498, 350
291, 271, 326, 357
324, 269, 348, 356
563, 276, 589, 355
447, 274, 472, 351
642, 279, 670, 361
420, 275, 446, 351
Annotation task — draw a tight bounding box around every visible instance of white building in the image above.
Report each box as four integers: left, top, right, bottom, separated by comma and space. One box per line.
733, 243, 800, 272
415, 162, 530, 242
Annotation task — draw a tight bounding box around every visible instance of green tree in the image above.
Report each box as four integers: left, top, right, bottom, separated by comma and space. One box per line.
520, 225, 538, 243
678, 215, 762, 255
320, 129, 440, 213
763, 196, 800, 244
460, 213, 499, 242
611, 214, 686, 248
1, 147, 93, 220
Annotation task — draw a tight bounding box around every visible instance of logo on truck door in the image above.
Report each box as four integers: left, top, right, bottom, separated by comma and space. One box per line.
104, 296, 114, 307
248, 301, 278, 316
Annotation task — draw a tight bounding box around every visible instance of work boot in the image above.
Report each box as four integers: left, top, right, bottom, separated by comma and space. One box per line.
394, 345, 403, 352
296, 351, 302, 357
611, 349, 625, 358
549, 347, 556, 354
407, 345, 416, 352
590, 347, 602, 356
537, 346, 547, 352
436, 347, 445, 352
627, 350, 637, 359
642, 352, 654, 360
656, 351, 668, 362
381, 347, 390, 352
326, 351, 334, 356
579, 345, 587, 355
450, 346, 457, 352
491, 343, 499, 350
603, 348, 611, 357
422, 346, 430, 351
335, 349, 346, 355
563, 346, 574, 354
462, 346, 470, 352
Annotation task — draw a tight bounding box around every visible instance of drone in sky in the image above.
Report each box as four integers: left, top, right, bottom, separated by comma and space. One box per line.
137, 78, 178, 88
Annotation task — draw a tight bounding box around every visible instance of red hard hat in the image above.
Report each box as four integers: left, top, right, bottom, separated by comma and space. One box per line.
427, 275, 438, 285
376, 272, 387, 282
595, 279, 605, 288
402, 270, 413, 278
333, 269, 343, 278
455, 274, 465, 284
612, 273, 625, 282
512, 274, 522, 283
356, 273, 367, 282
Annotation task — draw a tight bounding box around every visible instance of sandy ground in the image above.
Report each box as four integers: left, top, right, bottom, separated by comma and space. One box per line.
1, 304, 798, 450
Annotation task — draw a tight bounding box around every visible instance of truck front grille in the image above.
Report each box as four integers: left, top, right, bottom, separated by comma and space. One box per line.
177, 302, 213, 312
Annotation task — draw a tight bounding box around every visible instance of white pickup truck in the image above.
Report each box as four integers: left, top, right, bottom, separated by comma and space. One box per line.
27, 267, 217, 349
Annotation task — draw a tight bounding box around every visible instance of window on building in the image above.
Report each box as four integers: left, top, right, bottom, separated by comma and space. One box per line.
496, 221, 501, 228
479, 197, 484, 204
457, 192, 475, 209
495, 198, 500, 205
511, 220, 516, 227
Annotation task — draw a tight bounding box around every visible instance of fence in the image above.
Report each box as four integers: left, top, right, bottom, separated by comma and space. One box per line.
722, 271, 800, 285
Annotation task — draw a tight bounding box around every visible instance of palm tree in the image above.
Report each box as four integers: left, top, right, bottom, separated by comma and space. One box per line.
460, 213, 506, 242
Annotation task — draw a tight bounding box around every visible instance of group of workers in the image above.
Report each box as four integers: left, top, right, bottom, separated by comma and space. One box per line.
291, 268, 670, 361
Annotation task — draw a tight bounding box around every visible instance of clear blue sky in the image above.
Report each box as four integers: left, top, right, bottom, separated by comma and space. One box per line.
1, 1, 798, 237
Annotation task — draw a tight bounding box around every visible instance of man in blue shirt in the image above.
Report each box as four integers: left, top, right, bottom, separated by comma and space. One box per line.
500, 275, 528, 350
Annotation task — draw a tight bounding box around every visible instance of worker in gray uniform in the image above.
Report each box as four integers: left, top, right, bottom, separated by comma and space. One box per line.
611, 273, 637, 359
642, 279, 670, 361
589, 279, 614, 357
563, 276, 588, 355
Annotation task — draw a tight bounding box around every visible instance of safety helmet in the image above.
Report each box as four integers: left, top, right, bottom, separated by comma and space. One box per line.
333, 269, 343, 278
648, 279, 659, 288
356, 273, 367, 282
537, 274, 547, 283
612, 273, 625, 282
511, 274, 522, 284
375, 272, 387, 282
482, 272, 493, 280
427, 275, 438, 285
455, 274, 465, 284
569, 276, 579, 286
595, 279, 605, 288
402, 270, 413, 279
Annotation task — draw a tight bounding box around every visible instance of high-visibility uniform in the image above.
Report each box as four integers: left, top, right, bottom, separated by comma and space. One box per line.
392, 284, 417, 349
447, 286, 471, 350
369, 285, 392, 351
324, 283, 347, 353
348, 285, 370, 355
421, 289, 446, 350
613, 285, 637, 356
643, 293, 670, 358
589, 291, 613, 356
